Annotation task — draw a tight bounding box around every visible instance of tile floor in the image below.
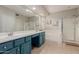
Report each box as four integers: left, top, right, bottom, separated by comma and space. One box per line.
32, 40, 79, 54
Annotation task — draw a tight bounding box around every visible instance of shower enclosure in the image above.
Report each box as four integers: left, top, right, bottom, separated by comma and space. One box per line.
62, 16, 79, 44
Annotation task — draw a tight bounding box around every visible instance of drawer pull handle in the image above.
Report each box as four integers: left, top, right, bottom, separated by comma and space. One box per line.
0, 51, 4, 53
4, 46, 7, 49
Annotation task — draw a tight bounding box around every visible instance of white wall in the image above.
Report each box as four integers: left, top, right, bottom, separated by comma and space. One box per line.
0, 6, 16, 32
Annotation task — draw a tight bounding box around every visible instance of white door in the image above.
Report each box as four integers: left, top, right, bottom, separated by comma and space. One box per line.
63, 17, 75, 41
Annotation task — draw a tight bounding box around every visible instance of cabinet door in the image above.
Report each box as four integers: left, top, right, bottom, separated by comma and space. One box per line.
39, 32, 45, 45
39, 35, 43, 45
21, 41, 31, 54
3, 47, 20, 54
14, 38, 25, 47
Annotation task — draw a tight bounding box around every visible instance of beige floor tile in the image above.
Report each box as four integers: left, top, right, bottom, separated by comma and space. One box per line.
32, 40, 79, 54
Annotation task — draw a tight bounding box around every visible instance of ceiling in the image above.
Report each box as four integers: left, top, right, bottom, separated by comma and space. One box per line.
44, 5, 79, 13
3, 5, 79, 17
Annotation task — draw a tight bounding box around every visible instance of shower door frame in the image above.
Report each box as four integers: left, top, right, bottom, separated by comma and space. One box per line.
61, 16, 77, 43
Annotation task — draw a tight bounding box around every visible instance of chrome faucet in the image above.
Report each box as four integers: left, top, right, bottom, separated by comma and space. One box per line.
8, 32, 13, 36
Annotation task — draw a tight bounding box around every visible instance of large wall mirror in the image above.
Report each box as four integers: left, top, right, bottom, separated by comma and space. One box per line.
0, 6, 40, 33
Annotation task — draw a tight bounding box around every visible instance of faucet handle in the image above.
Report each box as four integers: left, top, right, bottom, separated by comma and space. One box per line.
8, 32, 13, 36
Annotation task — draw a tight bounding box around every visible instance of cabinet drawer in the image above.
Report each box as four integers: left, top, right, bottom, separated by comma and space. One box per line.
14, 38, 25, 47
3, 48, 17, 54
0, 41, 13, 53
25, 36, 31, 42
3, 47, 20, 54
25, 42, 31, 54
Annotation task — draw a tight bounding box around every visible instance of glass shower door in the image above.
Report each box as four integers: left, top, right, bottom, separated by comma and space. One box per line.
63, 17, 75, 41
75, 16, 79, 42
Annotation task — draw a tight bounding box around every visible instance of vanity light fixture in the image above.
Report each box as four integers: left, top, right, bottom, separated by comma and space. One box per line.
32, 7, 36, 10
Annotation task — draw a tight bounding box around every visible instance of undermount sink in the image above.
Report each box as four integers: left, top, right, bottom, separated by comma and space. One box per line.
0, 36, 8, 39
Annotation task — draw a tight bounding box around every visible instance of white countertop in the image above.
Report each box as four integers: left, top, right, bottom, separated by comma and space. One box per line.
0, 31, 45, 44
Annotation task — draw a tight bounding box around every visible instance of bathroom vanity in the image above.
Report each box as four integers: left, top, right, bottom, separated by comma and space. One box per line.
0, 31, 45, 54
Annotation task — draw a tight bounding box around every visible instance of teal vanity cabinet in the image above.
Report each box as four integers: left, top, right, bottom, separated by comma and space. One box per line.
0, 41, 13, 54
0, 32, 45, 54
14, 37, 25, 54
0, 36, 32, 54
14, 36, 32, 54
20, 36, 32, 54
0, 39, 21, 54
32, 32, 45, 47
